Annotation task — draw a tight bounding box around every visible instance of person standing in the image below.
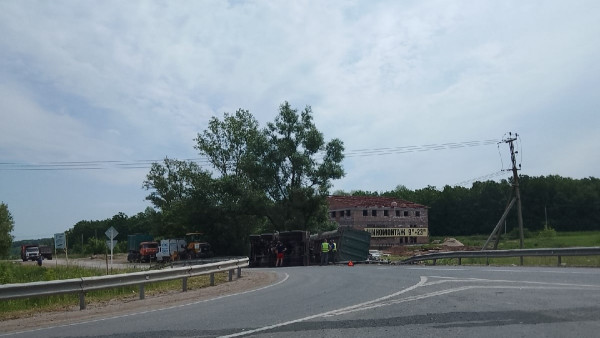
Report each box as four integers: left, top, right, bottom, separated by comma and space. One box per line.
320, 239, 330, 266
275, 241, 286, 267
330, 240, 337, 264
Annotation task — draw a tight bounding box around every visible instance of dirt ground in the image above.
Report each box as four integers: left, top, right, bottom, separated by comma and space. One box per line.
2, 264, 278, 334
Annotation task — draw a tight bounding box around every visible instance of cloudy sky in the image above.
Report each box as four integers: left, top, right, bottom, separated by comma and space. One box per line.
1, 1, 599, 240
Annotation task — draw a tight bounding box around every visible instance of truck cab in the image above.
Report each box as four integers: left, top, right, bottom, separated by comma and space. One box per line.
21, 245, 40, 261
138, 241, 159, 262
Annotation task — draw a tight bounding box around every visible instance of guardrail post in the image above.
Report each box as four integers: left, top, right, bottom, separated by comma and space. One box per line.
558, 255, 562, 266
228, 269, 233, 282
458, 257, 462, 265
520, 256, 523, 266
486, 256, 489, 266
237, 267, 242, 278
182, 277, 188, 292
79, 292, 86, 310
139, 284, 145, 300
210, 273, 215, 286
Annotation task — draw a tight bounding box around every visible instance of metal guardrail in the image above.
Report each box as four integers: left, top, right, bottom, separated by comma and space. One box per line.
0, 257, 249, 310
401, 247, 600, 266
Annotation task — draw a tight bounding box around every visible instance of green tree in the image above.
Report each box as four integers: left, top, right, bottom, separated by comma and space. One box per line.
143, 158, 216, 238
0, 202, 15, 257
193, 102, 345, 234
254, 102, 345, 231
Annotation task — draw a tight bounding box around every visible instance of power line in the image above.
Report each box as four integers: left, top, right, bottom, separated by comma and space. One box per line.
0, 138, 499, 171
454, 171, 509, 187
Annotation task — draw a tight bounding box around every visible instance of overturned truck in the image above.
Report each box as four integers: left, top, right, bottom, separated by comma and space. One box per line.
249, 227, 371, 267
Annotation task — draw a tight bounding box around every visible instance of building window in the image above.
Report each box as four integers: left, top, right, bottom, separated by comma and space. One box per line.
363, 209, 368, 216
396, 210, 400, 217
346, 210, 351, 217
372, 210, 377, 217
403, 211, 409, 217
384, 210, 389, 217
331, 211, 336, 218
416, 211, 421, 217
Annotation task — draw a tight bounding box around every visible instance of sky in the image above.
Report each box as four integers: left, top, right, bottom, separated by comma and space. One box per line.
1, 1, 599, 240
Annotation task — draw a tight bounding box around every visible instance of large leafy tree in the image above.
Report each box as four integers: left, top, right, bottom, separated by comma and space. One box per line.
255, 102, 345, 231
193, 109, 268, 252
194, 102, 345, 232
0, 202, 15, 257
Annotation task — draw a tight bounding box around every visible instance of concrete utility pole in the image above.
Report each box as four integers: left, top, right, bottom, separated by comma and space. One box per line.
483, 133, 525, 257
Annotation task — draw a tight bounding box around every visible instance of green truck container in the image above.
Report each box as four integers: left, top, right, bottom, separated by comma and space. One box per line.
310, 227, 372, 263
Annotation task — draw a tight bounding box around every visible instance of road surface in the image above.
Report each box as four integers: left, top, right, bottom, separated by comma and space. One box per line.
3, 264, 599, 337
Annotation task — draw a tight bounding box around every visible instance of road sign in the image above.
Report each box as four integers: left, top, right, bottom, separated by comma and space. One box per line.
106, 240, 118, 250
105, 226, 118, 239
54, 233, 66, 249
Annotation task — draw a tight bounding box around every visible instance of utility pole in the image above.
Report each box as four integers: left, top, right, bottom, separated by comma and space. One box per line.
483, 133, 525, 258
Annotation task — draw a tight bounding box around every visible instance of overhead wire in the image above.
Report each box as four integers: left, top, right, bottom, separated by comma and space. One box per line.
0, 138, 500, 171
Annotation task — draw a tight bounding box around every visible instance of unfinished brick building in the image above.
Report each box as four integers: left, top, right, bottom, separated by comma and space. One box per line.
327, 195, 429, 249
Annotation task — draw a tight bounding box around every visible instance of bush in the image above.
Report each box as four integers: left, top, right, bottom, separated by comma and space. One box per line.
538, 227, 557, 238
507, 227, 533, 239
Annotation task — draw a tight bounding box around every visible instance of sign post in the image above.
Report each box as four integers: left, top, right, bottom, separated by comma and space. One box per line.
105, 227, 119, 270
54, 233, 67, 266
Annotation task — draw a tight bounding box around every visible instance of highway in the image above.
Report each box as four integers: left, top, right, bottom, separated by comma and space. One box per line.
3, 264, 600, 337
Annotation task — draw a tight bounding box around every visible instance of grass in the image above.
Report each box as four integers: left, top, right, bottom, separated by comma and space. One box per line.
430, 231, 600, 250
0, 261, 230, 319
392, 231, 600, 267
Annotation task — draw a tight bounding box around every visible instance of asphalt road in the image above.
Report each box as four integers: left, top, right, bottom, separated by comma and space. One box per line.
4, 264, 600, 337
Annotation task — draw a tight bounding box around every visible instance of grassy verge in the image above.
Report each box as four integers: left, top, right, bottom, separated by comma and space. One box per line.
0, 261, 229, 319
391, 231, 600, 267
431, 231, 600, 249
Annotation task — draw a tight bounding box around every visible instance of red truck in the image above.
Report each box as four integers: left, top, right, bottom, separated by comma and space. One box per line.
126, 234, 159, 263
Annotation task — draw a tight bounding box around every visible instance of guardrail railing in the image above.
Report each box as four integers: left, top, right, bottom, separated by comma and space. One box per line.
400, 247, 600, 266
0, 257, 249, 310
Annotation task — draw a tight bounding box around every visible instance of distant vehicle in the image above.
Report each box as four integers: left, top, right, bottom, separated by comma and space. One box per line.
183, 233, 214, 259
20, 245, 40, 261
127, 234, 159, 263
156, 239, 187, 262
368, 250, 383, 260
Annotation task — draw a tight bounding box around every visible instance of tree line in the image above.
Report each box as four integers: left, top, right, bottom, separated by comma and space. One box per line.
348, 175, 600, 236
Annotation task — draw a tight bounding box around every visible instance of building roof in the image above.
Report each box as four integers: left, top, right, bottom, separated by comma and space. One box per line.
327, 195, 427, 209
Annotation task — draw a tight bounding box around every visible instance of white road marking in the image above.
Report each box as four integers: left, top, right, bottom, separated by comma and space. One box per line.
219, 274, 600, 337
218, 276, 429, 337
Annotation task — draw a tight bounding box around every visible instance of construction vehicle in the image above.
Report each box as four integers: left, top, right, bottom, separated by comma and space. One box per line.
127, 234, 159, 263
183, 233, 214, 259
156, 238, 187, 262
20, 245, 40, 261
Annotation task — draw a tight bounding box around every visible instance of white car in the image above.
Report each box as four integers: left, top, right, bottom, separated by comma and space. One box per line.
368, 250, 383, 260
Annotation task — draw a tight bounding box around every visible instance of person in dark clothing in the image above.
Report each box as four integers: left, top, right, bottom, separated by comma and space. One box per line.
329, 240, 337, 264
275, 241, 286, 267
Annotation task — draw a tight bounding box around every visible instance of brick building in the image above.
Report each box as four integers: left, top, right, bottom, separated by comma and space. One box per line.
327, 195, 429, 249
